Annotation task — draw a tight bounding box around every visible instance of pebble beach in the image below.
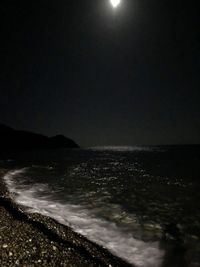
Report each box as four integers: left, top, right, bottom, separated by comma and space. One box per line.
0, 169, 131, 267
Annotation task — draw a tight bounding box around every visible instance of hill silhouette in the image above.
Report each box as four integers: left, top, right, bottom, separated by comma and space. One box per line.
0, 124, 78, 151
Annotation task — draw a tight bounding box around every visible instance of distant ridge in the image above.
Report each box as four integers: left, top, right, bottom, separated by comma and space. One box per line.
0, 124, 79, 151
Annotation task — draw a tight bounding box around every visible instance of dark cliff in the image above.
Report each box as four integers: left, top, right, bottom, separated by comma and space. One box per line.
0, 124, 79, 151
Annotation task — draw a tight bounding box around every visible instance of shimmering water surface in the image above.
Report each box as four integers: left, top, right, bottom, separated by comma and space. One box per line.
1, 146, 200, 267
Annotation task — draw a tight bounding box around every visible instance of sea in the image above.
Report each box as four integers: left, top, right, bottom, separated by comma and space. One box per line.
1, 146, 200, 267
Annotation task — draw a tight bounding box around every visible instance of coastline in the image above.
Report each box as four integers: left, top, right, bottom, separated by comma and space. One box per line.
0, 169, 132, 267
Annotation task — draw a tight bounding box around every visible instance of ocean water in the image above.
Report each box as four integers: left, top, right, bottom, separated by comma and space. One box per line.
1, 146, 200, 267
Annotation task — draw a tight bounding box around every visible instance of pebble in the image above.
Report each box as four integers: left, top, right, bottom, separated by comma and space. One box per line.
0, 191, 131, 267
190, 235, 199, 240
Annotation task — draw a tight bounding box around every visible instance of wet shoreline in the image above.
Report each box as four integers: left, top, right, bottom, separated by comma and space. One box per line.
0, 169, 132, 266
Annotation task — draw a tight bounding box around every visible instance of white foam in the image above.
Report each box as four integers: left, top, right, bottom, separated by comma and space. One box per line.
3, 169, 165, 267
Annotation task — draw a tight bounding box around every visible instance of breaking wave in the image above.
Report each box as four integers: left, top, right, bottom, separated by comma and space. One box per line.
3, 169, 164, 267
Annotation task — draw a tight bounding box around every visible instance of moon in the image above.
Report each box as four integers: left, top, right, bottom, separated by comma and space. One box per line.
110, 0, 121, 8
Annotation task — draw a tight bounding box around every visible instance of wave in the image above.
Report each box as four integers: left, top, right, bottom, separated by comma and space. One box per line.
3, 169, 165, 267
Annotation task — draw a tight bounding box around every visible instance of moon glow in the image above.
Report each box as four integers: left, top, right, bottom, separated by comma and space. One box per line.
110, 0, 121, 8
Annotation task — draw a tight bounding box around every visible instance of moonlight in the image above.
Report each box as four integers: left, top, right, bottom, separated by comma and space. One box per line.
110, 0, 121, 8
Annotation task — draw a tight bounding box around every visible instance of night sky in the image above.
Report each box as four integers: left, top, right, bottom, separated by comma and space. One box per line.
0, 0, 199, 146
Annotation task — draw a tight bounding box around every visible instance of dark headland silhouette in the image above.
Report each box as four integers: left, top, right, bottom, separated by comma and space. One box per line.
0, 124, 79, 152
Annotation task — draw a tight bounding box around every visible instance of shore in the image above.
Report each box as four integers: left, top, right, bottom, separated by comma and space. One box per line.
0, 169, 132, 267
